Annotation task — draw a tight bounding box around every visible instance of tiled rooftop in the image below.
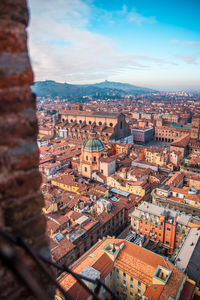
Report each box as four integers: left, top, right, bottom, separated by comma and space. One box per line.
58, 238, 185, 300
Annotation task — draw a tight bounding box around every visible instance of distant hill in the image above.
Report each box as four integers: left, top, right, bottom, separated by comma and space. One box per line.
32, 80, 157, 100
93, 80, 154, 93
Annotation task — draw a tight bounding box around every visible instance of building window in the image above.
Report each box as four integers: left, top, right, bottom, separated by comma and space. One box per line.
101, 169, 103, 173
86, 155, 88, 161
89, 121, 92, 125
110, 123, 113, 127
85, 167, 87, 172
130, 292, 133, 297
123, 272, 126, 277
79, 120, 82, 124
99, 121, 102, 125
166, 241, 170, 245
167, 227, 171, 231
120, 121, 123, 129
71, 119, 73, 122
94, 156, 96, 162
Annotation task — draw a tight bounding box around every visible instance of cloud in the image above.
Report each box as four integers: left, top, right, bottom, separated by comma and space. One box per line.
27, 0, 162, 83
117, 4, 128, 15
28, 0, 90, 27
127, 9, 156, 26
116, 5, 156, 26
171, 40, 200, 48
175, 54, 199, 64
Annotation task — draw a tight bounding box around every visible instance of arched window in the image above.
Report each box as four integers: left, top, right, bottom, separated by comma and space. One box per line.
99, 121, 102, 126
89, 121, 92, 125
79, 120, 82, 124
71, 119, 73, 122
110, 123, 113, 127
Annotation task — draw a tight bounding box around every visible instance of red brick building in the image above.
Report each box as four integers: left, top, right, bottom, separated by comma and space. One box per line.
130, 202, 191, 254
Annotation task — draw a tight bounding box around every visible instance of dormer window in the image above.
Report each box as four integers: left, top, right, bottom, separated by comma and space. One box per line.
153, 265, 172, 284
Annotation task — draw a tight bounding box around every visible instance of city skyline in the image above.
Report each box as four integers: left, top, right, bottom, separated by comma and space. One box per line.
28, 0, 200, 91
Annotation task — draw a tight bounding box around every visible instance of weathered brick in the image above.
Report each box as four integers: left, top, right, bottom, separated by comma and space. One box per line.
0, 142, 39, 173
0, 20, 27, 54
0, 53, 33, 88
0, 88, 36, 115
0, 169, 41, 200
3, 192, 44, 228
19, 214, 47, 240
0, 0, 53, 297
0, 110, 38, 147
0, 0, 29, 26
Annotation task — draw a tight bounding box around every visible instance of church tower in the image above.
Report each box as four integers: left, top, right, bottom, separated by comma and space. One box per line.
80, 130, 104, 178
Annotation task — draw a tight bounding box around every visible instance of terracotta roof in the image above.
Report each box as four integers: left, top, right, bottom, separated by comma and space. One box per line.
144, 284, 164, 299
170, 134, 190, 147
58, 238, 184, 300
63, 281, 89, 300
186, 193, 200, 202
92, 252, 113, 278
51, 238, 75, 262
96, 171, 106, 181
59, 240, 113, 297
100, 156, 116, 163
61, 109, 119, 118
166, 172, 184, 187
66, 210, 82, 221
115, 240, 184, 300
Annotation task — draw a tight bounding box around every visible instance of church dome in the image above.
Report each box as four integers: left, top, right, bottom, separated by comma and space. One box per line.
83, 138, 104, 152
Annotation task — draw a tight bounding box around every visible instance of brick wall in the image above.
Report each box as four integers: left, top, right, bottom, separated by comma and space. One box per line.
0, 1, 52, 298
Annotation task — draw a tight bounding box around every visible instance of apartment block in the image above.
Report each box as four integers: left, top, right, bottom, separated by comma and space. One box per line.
57, 238, 193, 300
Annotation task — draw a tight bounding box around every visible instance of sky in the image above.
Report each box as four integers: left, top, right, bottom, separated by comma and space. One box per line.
27, 0, 200, 91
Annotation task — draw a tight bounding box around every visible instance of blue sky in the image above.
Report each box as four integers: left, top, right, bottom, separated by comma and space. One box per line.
28, 0, 200, 90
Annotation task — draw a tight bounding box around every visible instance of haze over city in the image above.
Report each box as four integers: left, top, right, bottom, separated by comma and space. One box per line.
28, 0, 200, 91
